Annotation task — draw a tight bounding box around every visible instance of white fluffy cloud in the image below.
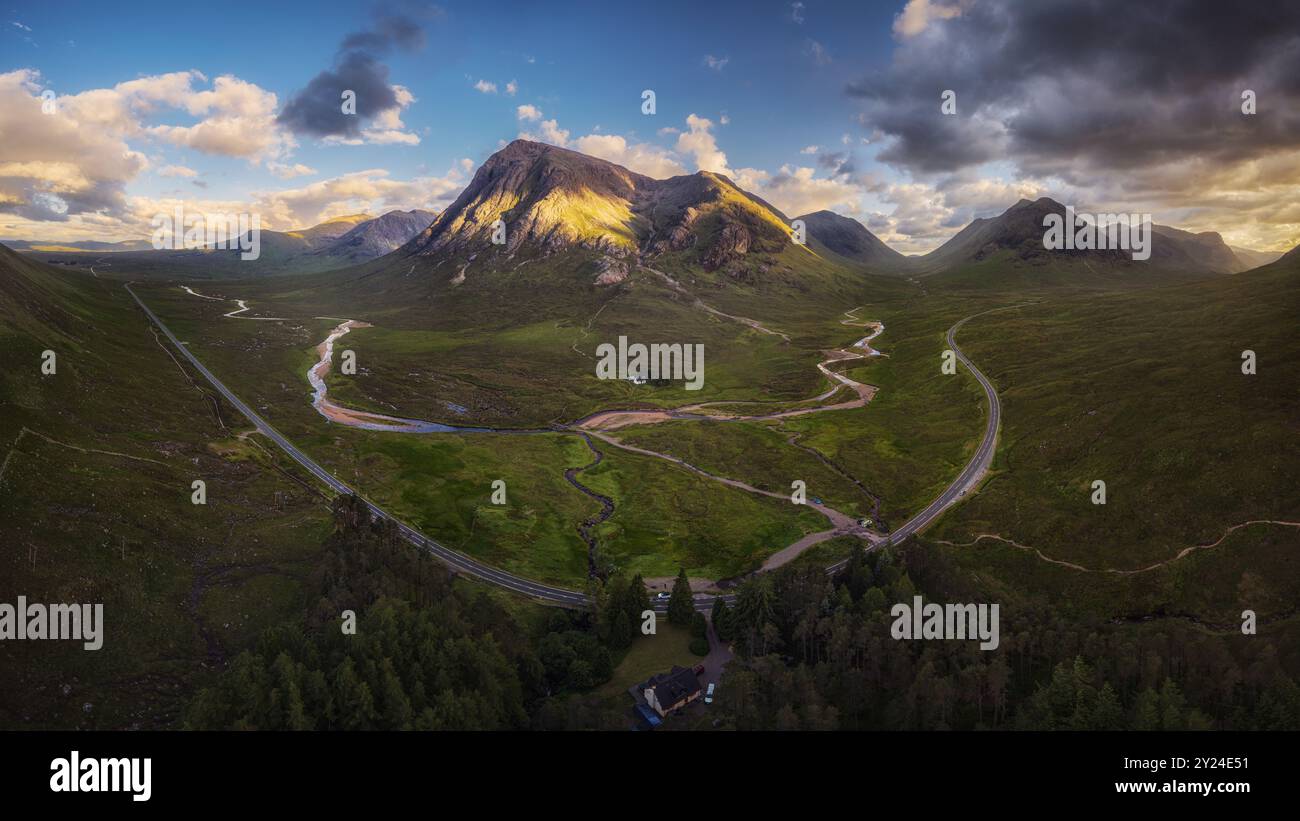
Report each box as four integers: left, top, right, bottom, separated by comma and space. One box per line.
518, 117, 571, 147
267, 162, 318, 179
571, 134, 687, 178
675, 114, 731, 174
892, 0, 968, 38
516, 104, 543, 122
247, 162, 468, 227
513, 110, 865, 218
0, 69, 149, 221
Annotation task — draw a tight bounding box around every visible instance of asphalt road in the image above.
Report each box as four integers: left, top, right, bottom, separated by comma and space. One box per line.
823, 306, 1012, 574
126, 283, 589, 609
128, 283, 1008, 612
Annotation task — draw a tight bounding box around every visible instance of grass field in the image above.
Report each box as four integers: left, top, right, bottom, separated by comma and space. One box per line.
929, 259, 1300, 571
597, 624, 698, 698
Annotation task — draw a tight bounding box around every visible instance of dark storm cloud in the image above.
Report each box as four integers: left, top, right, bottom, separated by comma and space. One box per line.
849, 0, 1300, 178
817, 152, 855, 177
340, 13, 426, 54
277, 12, 427, 139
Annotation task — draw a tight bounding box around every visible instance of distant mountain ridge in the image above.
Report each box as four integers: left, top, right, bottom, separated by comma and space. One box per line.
793, 210, 908, 271
913, 197, 1253, 276
6, 210, 438, 276
315, 209, 437, 265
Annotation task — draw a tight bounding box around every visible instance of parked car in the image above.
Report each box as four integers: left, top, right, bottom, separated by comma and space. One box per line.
655, 592, 670, 601
705, 682, 716, 704
693, 664, 705, 676
811, 497, 824, 505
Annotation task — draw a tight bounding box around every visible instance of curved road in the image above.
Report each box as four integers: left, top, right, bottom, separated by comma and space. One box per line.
126, 284, 588, 609
825, 304, 1018, 574
128, 282, 1012, 611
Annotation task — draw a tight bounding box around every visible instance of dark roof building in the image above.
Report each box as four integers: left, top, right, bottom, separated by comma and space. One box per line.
641, 665, 703, 717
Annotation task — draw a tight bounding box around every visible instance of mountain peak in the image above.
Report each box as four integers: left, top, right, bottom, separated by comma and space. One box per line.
795, 209, 907, 270
920, 196, 1247, 275
410, 140, 792, 271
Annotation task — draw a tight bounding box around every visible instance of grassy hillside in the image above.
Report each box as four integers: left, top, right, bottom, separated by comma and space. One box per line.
0, 247, 333, 728
929, 255, 1300, 624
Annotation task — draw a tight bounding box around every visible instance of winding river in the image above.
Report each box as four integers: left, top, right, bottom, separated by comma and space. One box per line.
180, 278, 888, 578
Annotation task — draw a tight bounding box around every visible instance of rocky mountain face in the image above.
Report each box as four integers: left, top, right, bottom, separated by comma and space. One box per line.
312, 209, 436, 264
795, 209, 908, 271
409, 140, 791, 271
916, 197, 1249, 274
1149, 224, 1244, 274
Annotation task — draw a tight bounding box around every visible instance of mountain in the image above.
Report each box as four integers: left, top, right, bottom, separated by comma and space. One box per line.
1149, 224, 1244, 274
285, 213, 372, 246
213, 213, 374, 262
794, 210, 908, 271
1231, 245, 1285, 269
310, 209, 436, 265
916, 197, 1248, 276
408, 139, 792, 272
0, 238, 155, 253
17, 210, 435, 279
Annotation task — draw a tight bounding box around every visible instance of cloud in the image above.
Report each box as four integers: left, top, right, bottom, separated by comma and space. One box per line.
267, 162, 318, 179
518, 116, 570, 147
571, 134, 687, 178
805, 39, 831, 65
516, 104, 543, 122
147, 75, 291, 160
892, 0, 967, 38
338, 13, 426, 54
248, 163, 467, 228
703, 54, 729, 71
0, 69, 148, 221
747, 165, 865, 218
676, 114, 731, 174
473, 79, 498, 94
276, 11, 424, 145
158, 165, 198, 178
850, 0, 1300, 249
800, 145, 819, 154
505, 79, 518, 96
790, 3, 805, 24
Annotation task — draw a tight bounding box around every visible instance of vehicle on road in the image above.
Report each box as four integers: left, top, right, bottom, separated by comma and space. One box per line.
705, 682, 715, 704
811, 497, 823, 505
693, 664, 705, 676
655, 592, 670, 601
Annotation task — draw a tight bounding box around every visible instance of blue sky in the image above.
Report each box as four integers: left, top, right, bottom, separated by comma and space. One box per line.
1, 1, 912, 235
4, 1, 1297, 251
